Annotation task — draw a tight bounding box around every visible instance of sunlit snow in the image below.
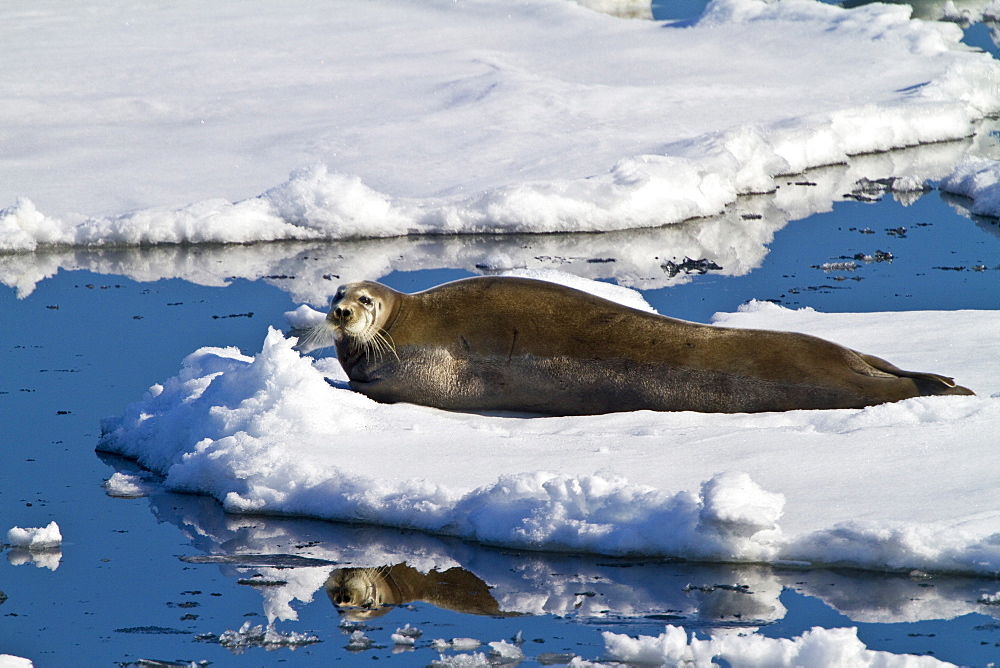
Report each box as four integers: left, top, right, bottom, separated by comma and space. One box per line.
2, 0, 999, 249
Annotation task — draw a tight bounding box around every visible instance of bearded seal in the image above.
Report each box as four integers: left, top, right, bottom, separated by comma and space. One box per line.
308, 276, 973, 415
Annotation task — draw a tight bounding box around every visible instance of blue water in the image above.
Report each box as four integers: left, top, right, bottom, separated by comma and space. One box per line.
646, 193, 1000, 323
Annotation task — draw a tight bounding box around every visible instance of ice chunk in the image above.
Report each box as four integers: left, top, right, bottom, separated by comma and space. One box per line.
6, 521, 61, 550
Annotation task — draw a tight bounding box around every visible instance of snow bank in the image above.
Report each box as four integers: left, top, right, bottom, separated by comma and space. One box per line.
601, 625, 953, 667
5, 522, 62, 550
2, 0, 999, 250
0, 137, 986, 301
941, 157, 1000, 217
0, 136, 988, 306
98, 278, 1000, 575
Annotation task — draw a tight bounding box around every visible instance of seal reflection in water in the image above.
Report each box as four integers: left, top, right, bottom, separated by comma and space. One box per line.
309, 276, 973, 415
324, 562, 505, 620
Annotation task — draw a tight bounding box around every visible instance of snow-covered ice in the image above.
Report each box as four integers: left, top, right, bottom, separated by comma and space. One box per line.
5, 522, 62, 550
4, 522, 63, 571
0, 130, 991, 303
98, 273, 1000, 575
2, 0, 1000, 250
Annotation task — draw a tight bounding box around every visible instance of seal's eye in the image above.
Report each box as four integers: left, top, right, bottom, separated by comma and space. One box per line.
358, 296, 373, 306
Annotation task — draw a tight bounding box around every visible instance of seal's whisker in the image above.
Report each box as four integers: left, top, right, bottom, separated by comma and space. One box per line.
382, 330, 400, 361
296, 320, 338, 351
368, 329, 399, 362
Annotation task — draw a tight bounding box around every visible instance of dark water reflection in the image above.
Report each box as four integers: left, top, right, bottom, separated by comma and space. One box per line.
137, 474, 1000, 631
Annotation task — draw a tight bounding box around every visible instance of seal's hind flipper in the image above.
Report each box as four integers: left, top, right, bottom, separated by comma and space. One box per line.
912, 372, 956, 388
857, 352, 974, 396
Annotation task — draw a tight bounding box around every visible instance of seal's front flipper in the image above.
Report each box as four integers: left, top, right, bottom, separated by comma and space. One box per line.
348, 378, 399, 404
323, 377, 352, 391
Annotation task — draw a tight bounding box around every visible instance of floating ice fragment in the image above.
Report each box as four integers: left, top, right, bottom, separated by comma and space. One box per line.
6, 521, 61, 550
430, 652, 492, 667
103, 472, 155, 498
818, 261, 859, 272
392, 623, 423, 645
345, 630, 374, 651
489, 639, 524, 661
432, 637, 482, 653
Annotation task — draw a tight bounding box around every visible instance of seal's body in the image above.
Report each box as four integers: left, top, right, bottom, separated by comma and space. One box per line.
319, 277, 973, 415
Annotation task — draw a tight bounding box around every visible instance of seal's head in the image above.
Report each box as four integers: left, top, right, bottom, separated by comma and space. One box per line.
293, 280, 399, 355
326, 281, 399, 359
328, 281, 390, 340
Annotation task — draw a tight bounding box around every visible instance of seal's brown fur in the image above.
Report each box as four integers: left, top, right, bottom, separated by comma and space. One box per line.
322, 277, 973, 415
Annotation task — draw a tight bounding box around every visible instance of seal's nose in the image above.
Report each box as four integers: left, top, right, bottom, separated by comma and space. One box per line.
334, 306, 351, 319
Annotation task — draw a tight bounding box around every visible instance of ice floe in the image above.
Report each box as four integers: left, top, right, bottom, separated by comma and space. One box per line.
97, 274, 1000, 576
2, 0, 999, 249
